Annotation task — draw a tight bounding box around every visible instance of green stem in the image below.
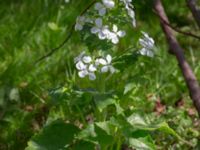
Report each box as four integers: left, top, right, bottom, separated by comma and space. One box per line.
116, 134, 121, 150
75, 105, 87, 126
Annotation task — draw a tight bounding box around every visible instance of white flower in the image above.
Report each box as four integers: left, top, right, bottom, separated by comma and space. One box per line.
76, 62, 97, 80
78, 65, 97, 80
112, 24, 126, 37
139, 48, 154, 57
75, 16, 86, 31
102, 0, 115, 9
95, 2, 107, 16
138, 32, 155, 57
76, 61, 87, 70
139, 32, 154, 49
78, 69, 88, 78
96, 55, 115, 73
127, 8, 136, 27
107, 24, 126, 44
88, 72, 96, 80
78, 70, 96, 80
82, 56, 92, 63
89, 64, 97, 72
91, 18, 109, 40
94, 0, 115, 16
120, 0, 132, 8
95, 58, 107, 66
120, 0, 136, 27
74, 52, 97, 80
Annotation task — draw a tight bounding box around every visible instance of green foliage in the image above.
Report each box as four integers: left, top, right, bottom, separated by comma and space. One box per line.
0, 0, 200, 150
26, 120, 80, 150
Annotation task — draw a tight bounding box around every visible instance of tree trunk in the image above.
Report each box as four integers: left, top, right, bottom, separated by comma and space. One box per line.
154, 0, 200, 116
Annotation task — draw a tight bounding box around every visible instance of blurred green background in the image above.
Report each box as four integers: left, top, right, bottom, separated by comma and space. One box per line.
0, 0, 200, 149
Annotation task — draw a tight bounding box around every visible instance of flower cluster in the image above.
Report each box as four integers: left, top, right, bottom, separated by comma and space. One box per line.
74, 52, 115, 80
120, 0, 136, 27
74, 0, 127, 44
138, 32, 155, 57
91, 18, 126, 44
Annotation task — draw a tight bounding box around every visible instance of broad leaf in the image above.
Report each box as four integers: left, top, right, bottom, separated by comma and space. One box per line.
26, 120, 80, 150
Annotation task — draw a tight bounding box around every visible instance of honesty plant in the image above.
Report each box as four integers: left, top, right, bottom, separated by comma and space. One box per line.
74, 0, 155, 80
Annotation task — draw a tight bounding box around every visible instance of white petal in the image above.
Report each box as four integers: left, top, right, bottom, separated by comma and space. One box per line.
95, 18, 102, 27
75, 23, 83, 31
95, 2, 103, 10
95, 58, 100, 66
113, 24, 118, 33
103, 0, 115, 8
117, 30, 126, 37
101, 66, 109, 73
139, 38, 147, 48
91, 27, 100, 34
88, 73, 96, 80
147, 50, 154, 57
78, 70, 88, 78
106, 54, 112, 64
76, 61, 86, 70
98, 58, 107, 65
107, 32, 116, 40
98, 31, 106, 40
111, 36, 119, 44
141, 31, 149, 38
139, 48, 154, 57
89, 64, 97, 72
102, 27, 110, 35
99, 8, 106, 16
127, 8, 135, 18
132, 19, 136, 27
109, 65, 115, 74
139, 33, 155, 49
82, 56, 92, 63
78, 16, 85, 22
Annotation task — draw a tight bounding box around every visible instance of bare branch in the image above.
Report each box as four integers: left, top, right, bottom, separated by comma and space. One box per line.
186, 0, 200, 28
154, 0, 200, 116
153, 10, 200, 40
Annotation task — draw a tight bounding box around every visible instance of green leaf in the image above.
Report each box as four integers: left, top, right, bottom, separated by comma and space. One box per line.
95, 96, 116, 112
124, 83, 135, 94
26, 120, 80, 150
48, 22, 59, 31
73, 140, 96, 150
126, 113, 189, 143
94, 94, 124, 114
128, 136, 156, 150
77, 123, 113, 148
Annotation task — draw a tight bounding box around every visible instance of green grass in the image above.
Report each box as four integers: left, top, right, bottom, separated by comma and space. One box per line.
0, 0, 200, 149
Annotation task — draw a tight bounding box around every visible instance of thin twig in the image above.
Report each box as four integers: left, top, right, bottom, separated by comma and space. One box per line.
35, 25, 74, 64
153, 10, 200, 40
35, 0, 97, 64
